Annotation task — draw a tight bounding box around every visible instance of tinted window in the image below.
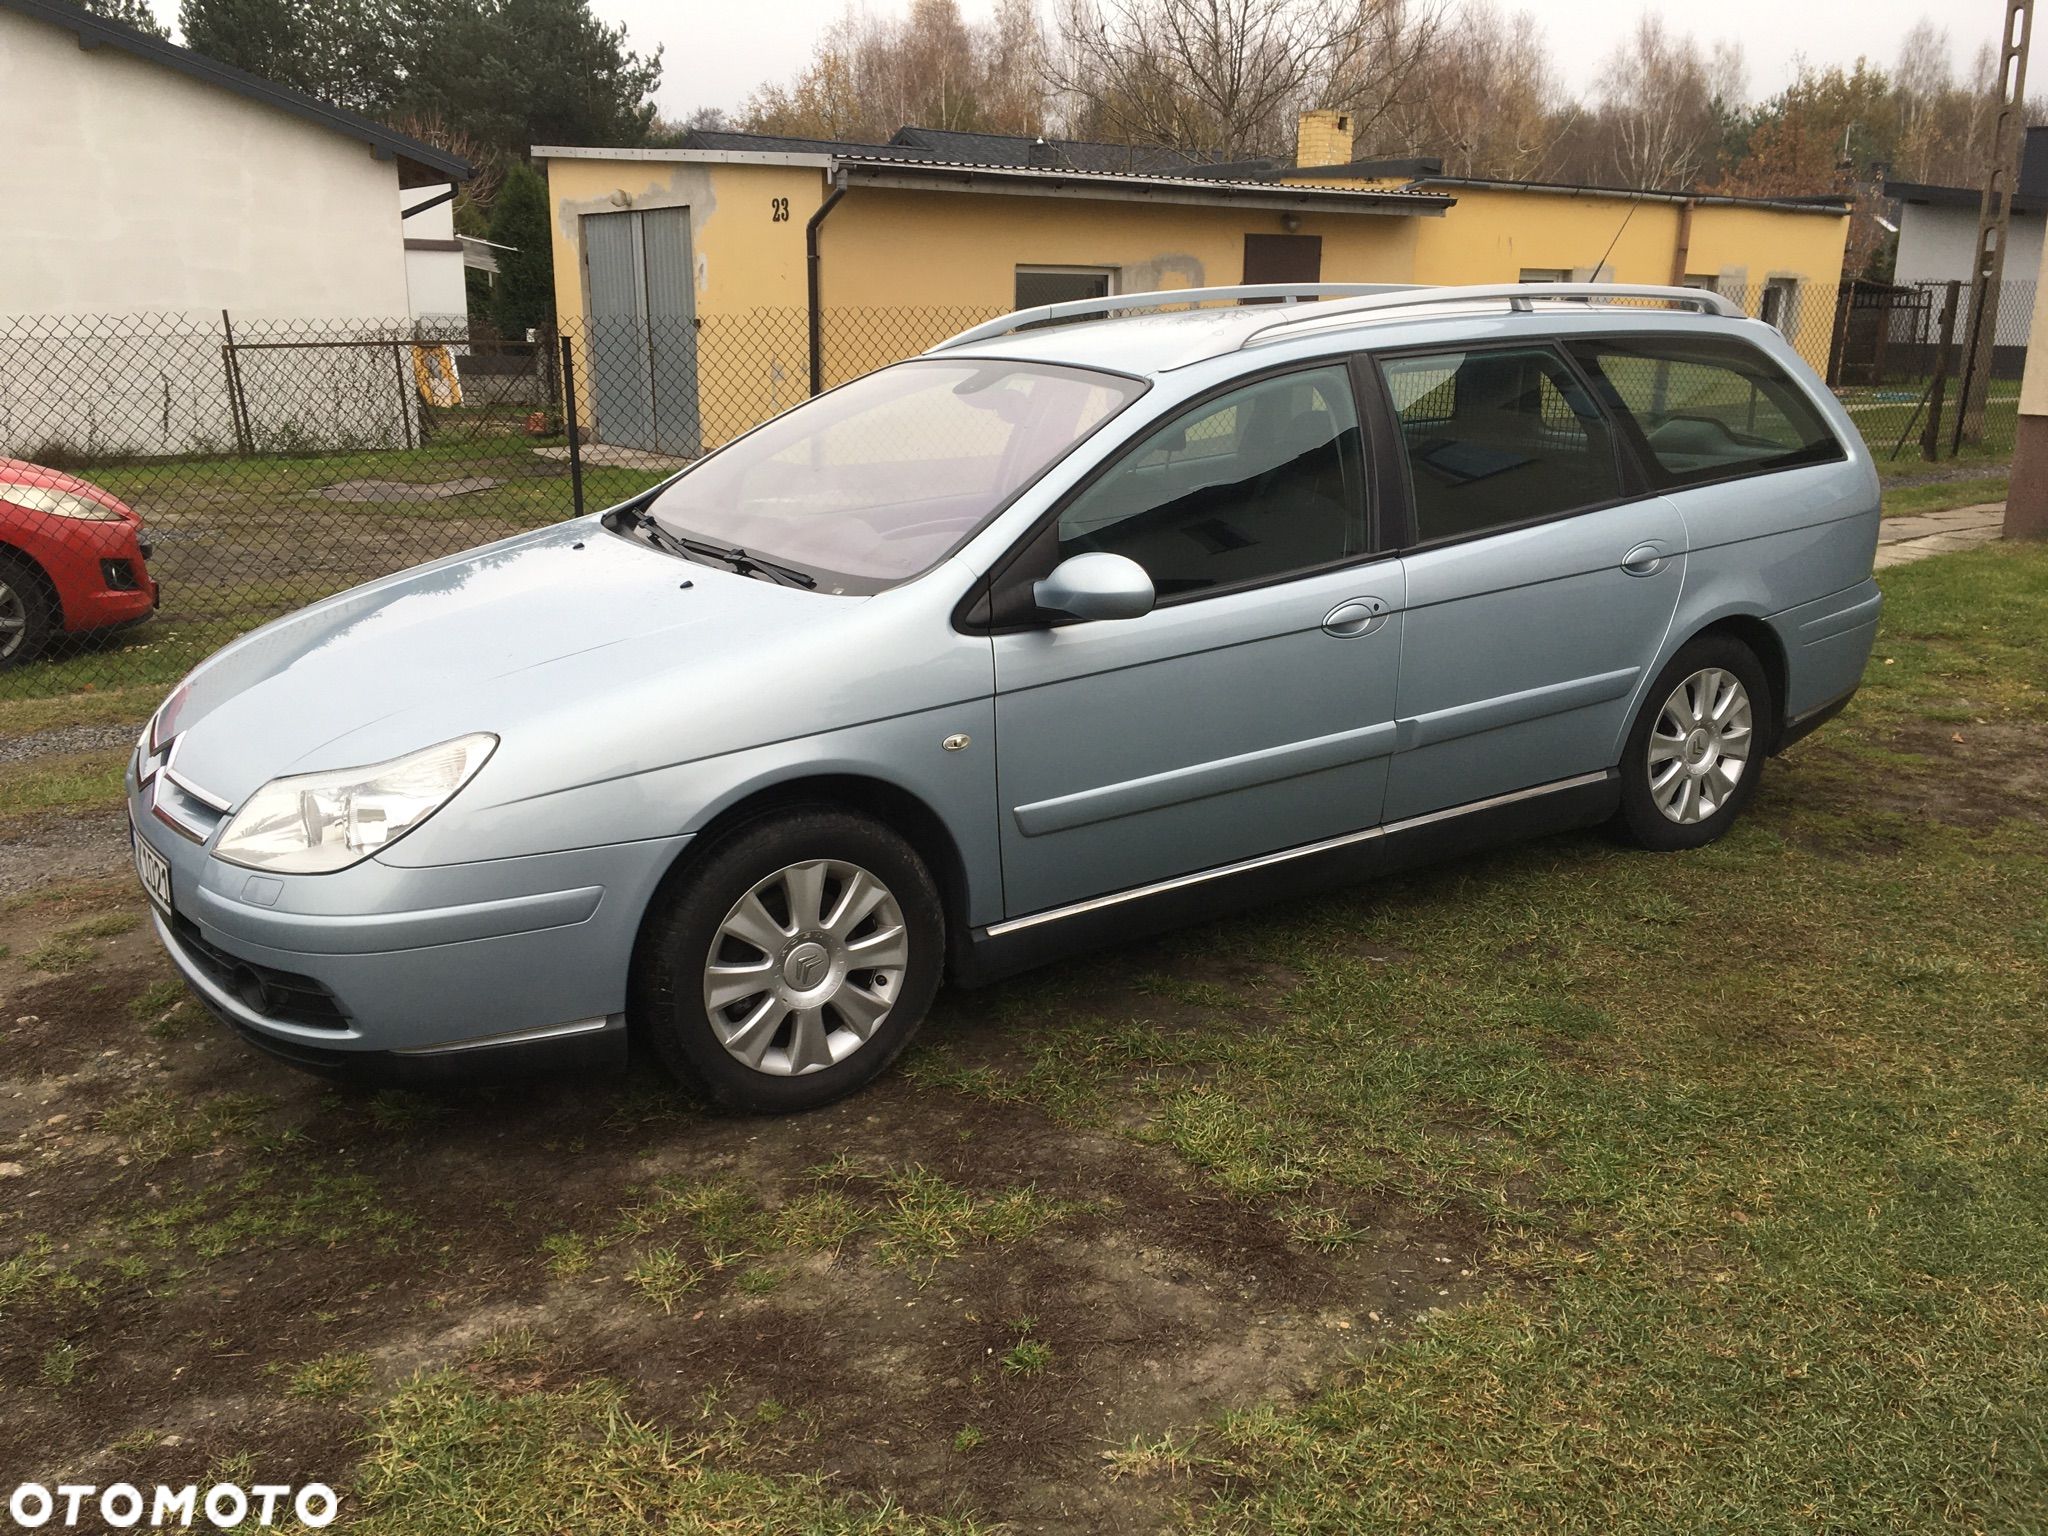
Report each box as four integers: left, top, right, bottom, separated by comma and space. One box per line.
1575, 337, 1843, 485
1381, 345, 1624, 544
650, 359, 1143, 592
1057, 366, 1365, 597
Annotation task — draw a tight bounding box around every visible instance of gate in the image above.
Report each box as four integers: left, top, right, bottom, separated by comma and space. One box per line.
582, 206, 702, 457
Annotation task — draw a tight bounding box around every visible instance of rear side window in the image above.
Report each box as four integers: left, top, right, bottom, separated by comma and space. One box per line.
1573, 337, 1844, 486
1380, 345, 1624, 544
1057, 365, 1366, 597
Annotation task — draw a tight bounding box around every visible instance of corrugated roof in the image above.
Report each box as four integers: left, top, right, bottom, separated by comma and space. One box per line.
3, 0, 471, 186
886, 126, 1213, 175
831, 151, 1452, 204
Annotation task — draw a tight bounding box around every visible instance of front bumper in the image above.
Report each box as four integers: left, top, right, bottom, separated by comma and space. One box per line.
128, 767, 689, 1068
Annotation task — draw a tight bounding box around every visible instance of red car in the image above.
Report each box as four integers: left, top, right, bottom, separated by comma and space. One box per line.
0, 459, 159, 667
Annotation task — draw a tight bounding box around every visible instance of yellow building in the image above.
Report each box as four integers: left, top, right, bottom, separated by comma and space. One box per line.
538, 119, 1849, 456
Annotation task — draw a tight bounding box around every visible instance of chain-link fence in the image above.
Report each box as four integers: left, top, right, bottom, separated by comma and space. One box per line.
1822, 278, 2034, 462
0, 286, 2030, 702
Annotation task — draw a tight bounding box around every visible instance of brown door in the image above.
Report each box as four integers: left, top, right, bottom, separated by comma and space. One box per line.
1242, 234, 1323, 297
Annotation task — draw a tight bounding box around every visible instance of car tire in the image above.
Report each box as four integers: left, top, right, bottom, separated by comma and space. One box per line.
0, 554, 54, 670
1613, 633, 1774, 852
632, 807, 945, 1113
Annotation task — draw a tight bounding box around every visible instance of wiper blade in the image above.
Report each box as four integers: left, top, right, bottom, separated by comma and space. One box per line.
615, 507, 819, 589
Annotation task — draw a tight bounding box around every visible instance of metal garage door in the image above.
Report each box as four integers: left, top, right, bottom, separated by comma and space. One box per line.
582, 206, 702, 457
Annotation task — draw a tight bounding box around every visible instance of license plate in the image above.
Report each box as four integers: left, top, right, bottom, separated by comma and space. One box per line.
131, 816, 172, 916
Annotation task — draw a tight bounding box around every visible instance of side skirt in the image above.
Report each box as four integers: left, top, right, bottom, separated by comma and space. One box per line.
953, 769, 1619, 988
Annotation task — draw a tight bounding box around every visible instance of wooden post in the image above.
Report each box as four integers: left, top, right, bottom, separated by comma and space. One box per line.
1954, 0, 2034, 447
2003, 242, 2048, 538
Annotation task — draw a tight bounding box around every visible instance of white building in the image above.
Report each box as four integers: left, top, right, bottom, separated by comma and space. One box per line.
402, 184, 470, 326
0, 0, 471, 454
1886, 127, 2048, 291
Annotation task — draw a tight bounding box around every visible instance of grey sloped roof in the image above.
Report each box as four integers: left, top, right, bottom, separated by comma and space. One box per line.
3, 0, 471, 185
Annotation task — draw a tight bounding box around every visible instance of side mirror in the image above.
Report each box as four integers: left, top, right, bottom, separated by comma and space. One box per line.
1033, 552, 1155, 623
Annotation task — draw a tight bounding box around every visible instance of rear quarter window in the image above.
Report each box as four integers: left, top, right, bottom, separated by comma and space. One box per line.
1572, 336, 1845, 487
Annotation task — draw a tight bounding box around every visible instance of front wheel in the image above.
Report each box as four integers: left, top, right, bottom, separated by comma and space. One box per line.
1613, 635, 1773, 851
632, 808, 944, 1113
0, 555, 54, 670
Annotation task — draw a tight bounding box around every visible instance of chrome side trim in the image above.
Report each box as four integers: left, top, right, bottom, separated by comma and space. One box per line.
393, 1015, 621, 1057
983, 769, 1614, 939
1379, 768, 1612, 836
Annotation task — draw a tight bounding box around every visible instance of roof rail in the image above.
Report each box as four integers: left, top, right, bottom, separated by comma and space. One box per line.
1236, 282, 1747, 349
928, 284, 1417, 351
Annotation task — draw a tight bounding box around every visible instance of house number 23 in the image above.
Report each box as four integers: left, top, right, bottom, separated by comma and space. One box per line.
770, 197, 790, 222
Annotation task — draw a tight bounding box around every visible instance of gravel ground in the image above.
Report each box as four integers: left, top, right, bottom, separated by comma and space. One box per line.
0, 721, 140, 767
0, 808, 130, 898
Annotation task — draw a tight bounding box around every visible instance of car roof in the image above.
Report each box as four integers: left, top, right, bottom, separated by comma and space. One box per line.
927, 285, 1773, 379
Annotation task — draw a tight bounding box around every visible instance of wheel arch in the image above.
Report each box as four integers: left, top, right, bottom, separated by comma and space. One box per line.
628, 771, 976, 982
1687, 612, 1789, 745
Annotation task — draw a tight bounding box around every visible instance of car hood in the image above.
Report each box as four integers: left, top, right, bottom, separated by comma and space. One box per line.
156, 520, 860, 803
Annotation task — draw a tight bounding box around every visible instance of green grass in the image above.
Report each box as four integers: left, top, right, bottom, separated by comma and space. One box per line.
906, 540, 2048, 1532
350, 1372, 991, 1536
285, 1349, 374, 1401
1880, 472, 2008, 518
0, 749, 131, 819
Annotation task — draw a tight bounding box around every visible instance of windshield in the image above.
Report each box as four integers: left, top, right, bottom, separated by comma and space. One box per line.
646, 359, 1146, 592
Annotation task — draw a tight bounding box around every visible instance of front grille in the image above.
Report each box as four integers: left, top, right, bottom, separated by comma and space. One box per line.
169, 911, 350, 1031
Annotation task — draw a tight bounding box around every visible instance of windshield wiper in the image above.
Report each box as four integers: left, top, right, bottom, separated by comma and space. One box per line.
615, 508, 817, 589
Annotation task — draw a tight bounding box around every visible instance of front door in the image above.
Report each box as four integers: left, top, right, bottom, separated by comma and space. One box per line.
992, 362, 1402, 919
582, 206, 702, 457
1376, 342, 1685, 820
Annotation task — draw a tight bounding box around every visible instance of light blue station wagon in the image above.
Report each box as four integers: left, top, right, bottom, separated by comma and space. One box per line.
129, 283, 1882, 1111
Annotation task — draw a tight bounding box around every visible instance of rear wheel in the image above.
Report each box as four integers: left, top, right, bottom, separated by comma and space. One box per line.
632, 808, 944, 1113
0, 555, 54, 669
1614, 634, 1773, 851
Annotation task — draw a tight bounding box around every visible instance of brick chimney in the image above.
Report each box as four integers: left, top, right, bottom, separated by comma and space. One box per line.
1296, 109, 1354, 168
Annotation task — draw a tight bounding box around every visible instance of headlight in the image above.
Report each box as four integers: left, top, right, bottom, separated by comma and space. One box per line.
214, 733, 497, 874
3, 485, 126, 521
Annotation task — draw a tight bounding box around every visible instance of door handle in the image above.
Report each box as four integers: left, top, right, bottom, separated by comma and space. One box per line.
1322, 597, 1389, 637
1620, 542, 1669, 577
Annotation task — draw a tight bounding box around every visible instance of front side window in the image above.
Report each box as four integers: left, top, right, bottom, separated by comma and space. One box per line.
1381, 345, 1623, 544
648, 359, 1144, 591
1056, 365, 1366, 598
1574, 336, 1843, 485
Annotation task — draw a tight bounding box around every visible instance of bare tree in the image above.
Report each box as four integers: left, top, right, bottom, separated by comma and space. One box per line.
1045, 0, 1439, 162
1592, 17, 1740, 190
1364, 2, 1560, 177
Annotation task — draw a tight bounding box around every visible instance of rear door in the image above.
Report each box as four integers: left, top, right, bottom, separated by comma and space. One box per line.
1378, 341, 1686, 820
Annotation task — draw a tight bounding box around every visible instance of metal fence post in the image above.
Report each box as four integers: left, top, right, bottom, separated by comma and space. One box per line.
1923, 280, 1962, 461
219, 309, 253, 455
560, 330, 585, 519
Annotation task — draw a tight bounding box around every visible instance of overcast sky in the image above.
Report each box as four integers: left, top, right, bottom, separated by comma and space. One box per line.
140, 0, 2011, 125
615, 0, 2007, 121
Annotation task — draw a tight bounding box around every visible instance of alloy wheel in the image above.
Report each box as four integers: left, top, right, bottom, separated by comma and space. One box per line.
1647, 666, 1753, 825
0, 580, 25, 662
701, 859, 909, 1076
